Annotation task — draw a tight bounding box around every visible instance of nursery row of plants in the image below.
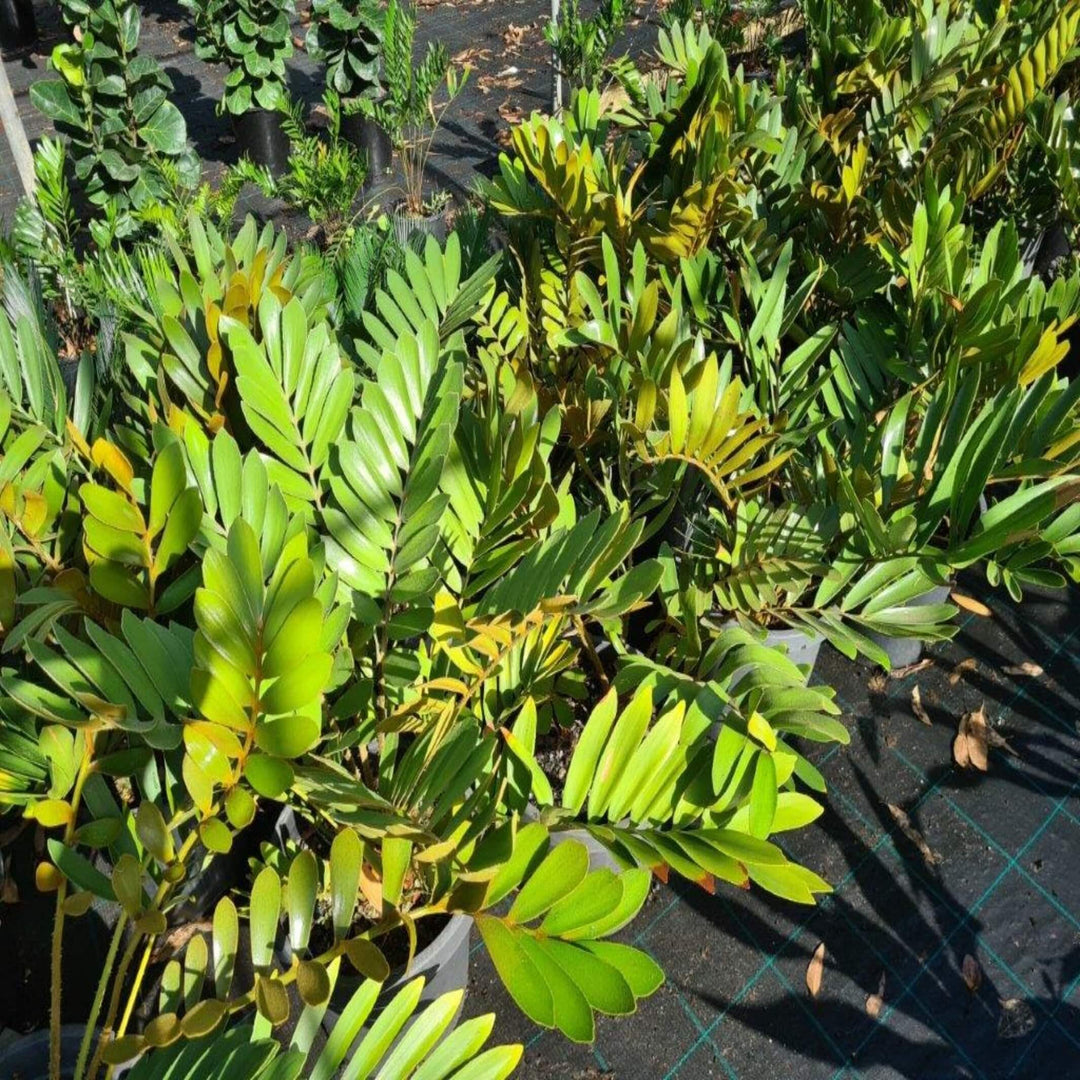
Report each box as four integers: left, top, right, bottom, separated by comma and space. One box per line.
2, 0, 1080, 1076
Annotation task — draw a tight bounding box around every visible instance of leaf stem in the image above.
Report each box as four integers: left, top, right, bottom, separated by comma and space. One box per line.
73, 913, 128, 1080
50, 730, 96, 1080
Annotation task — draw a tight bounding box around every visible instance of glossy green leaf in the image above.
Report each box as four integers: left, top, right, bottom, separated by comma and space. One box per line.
330, 828, 362, 939
287, 850, 318, 953
508, 841, 589, 924
250, 866, 282, 970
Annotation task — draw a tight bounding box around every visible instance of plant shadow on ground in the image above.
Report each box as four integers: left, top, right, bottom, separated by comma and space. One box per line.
163, 65, 224, 168
673, 593, 1080, 1080
676, 781, 1080, 1078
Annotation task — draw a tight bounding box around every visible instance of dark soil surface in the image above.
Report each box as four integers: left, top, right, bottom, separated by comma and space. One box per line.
0, 823, 113, 1036
535, 714, 585, 802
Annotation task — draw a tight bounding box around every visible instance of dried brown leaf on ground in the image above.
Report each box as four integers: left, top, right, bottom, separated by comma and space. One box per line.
868, 672, 888, 693
502, 22, 531, 51
498, 101, 525, 124
453, 46, 492, 65
865, 971, 886, 1017
806, 941, 826, 997
479, 74, 523, 94
1003, 662, 1043, 677
888, 804, 941, 867
891, 658, 933, 680
951, 592, 992, 617
998, 998, 1036, 1039
953, 706, 990, 771
911, 685, 932, 726
962, 954, 982, 993
949, 657, 978, 685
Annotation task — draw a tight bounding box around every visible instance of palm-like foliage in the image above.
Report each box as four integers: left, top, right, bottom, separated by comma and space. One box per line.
124, 981, 521, 1079
7, 5, 1080, 1069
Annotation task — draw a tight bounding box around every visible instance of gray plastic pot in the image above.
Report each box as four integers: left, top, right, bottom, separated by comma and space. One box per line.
762, 626, 823, 671
315, 913, 472, 1031
0, 1027, 85, 1080
392, 207, 447, 247
865, 584, 952, 670
716, 622, 823, 684
522, 804, 622, 873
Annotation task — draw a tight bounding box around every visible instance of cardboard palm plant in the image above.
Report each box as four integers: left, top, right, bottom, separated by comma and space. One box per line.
0, 201, 869, 1080
484, 18, 1080, 669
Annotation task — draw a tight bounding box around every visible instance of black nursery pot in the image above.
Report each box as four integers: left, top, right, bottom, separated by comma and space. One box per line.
232, 109, 290, 175
0, 1027, 84, 1080
339, 113, 392, 181
0, 0, 36, 49
0, 1027, 134, 1080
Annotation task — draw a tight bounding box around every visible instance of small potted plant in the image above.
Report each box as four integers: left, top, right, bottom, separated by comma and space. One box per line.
358, 0, 468, 242
227, 91, 370, 251
181, 0, 295, 172
29, 0, 199, 232
544, 0, 626, 108
306, 0, 393, 177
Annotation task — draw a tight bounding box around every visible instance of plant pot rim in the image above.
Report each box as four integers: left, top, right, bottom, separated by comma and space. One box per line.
393, 203, 447, 222
710, 616, 823, 641
279, 898, 472, 975
521, 803, 623, 872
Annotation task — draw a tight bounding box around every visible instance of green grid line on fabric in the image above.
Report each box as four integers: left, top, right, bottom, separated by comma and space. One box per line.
641, 941, 741, 1080
836, 772, 1080, 1077
891, 748, 1080, 939
820, 844, 992, 1080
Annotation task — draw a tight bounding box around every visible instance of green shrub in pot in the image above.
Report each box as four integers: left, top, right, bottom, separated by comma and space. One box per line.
360, 0, 468, 220
181, 0, 294, 116
307, 0, 385, 106
544, 0, 627, 96
306, 0, 391, 175
227, 93, 370, 254
0, 224, 658, 1066
29, 0, 199, 231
